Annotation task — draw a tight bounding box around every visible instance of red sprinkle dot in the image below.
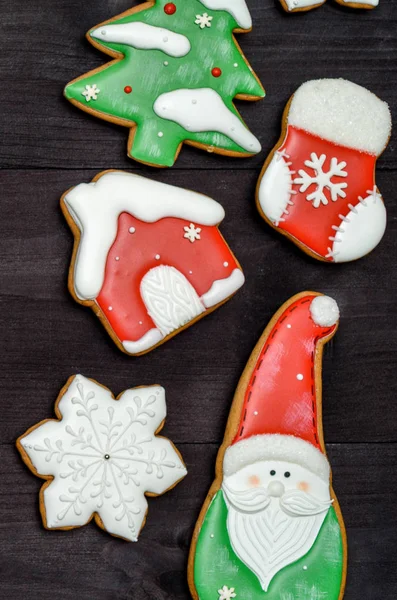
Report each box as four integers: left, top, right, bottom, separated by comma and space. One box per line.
124, 86, 132, 94
211, 67, 222, 78
164, 3, 176, 14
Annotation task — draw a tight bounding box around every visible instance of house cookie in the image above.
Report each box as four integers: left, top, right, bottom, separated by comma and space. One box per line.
257, 79, 391, 262
189, 292, 347, 600
280, 0, 378, 12
64, 0, 265, 167
17, 375, 187, 541
61, 171, 245, 355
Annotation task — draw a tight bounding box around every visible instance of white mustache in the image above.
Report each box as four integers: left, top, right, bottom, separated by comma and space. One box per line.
223, 482, 333, 516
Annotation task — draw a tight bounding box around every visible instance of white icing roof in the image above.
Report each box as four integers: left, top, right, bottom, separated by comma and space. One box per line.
289, 79, 391, 156
63, 171, 225, 300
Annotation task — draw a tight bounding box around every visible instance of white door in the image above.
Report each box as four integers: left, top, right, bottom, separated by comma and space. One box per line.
140, 266, 205, 337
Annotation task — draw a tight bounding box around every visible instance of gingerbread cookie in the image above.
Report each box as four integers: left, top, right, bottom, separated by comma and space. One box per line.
280, 0, 378, 12
257, 79, 391, 262
17, 375, 187, 541
189, 292, 347, 600
61, 171, 245, 355
64, 0, 265, 167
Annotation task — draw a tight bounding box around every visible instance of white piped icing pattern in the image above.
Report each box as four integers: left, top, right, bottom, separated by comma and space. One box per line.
310, 296, 339, 327
18, 376, 187, 541
198, 0, 252, 29
153, 88, 261, 153
289, 79, 391, 155
91, 22, 191, 58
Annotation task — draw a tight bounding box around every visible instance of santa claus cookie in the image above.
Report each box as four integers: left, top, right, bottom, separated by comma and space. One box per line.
61, 171, 245, 356
64, 0, 264, 168
189, 292, 347, 600
17, 375, 187, 541
280, 0, 378, 12
257, 79, 391, 262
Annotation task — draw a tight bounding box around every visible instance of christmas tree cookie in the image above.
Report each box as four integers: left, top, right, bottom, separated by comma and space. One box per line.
189, 292, 347, 600
61, 171, 245, 355
17, 375, 187, 541
280, 0, 378, 12
64, 0, 265, 167
257, 79, 391, 262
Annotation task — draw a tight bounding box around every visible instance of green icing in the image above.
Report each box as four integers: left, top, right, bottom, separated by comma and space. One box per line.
193, 490, 344, 600
64, 0, 264, 166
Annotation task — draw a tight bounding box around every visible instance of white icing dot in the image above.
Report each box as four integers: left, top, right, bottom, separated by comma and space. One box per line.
189, 270, 193, 274
254, 411, 258, 416
129, 227, 136, 233
303, 565, 308, 570
234, 62, 238, 67
155, 254, 160, 260
108, 306, 113, 311
223, 262, 229, 267
297, 374, 304, 381
115, 256, 120, 261
101, 30, 107, 35
163, 36, 168, 42
139, 321, 143, 325
287, 324, 292, 329
164, 61, 169, 66
210, 533, 214, 538
158, 131, 164, 138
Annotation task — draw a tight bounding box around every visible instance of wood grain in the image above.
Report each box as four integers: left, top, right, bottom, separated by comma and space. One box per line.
0, 0, 396, 597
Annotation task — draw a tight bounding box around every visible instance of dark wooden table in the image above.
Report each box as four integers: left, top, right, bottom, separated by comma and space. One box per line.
1, 1, 396, 598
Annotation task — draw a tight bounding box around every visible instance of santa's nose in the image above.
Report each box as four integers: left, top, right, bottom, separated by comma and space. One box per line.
268, 481, 285, 497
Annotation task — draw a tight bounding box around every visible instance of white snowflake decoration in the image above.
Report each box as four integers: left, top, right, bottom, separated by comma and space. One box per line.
82, 84, 101, 102
18, 376, 187, 541
184, 223, 202, 243
195, 13, 213, 28
218, 586, 237, 600
293, 153, 348, 208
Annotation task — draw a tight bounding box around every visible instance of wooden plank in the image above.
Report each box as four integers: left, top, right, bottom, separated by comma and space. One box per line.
1, 442, 396, 599
0, 0, 396, 169
1, 169, 396, 446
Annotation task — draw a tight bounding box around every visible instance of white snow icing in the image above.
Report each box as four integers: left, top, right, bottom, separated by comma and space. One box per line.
310, 296, 340, 327
198, 0, 252, 29
153, 88, 261, 153
63, 171, 225, 300
19, 376, 187, 541
293, 152, 348, 208
91, 22, 191, 58
288, 79, 391, 156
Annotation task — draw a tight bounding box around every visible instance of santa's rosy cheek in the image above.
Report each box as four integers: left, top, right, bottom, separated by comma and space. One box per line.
298, 481, 310, 492
248, 475, 261, 488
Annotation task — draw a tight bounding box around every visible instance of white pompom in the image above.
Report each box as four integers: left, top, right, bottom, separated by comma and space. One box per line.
310, 295, 339, 327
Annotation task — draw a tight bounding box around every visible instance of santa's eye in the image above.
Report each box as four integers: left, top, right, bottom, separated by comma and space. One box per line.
284, 471, 291, 478
270, 470, 276, 476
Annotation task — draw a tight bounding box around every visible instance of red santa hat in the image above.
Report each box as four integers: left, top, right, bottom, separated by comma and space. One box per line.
223, 293, 339, 483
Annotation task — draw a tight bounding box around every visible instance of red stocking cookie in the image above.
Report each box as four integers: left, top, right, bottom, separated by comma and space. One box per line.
257, 79, 391, 262
61, 171, 245, 355
189, 292, 347, 600
280, 0, 378, 12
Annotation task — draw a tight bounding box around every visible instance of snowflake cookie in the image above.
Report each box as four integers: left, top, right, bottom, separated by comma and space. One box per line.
257, 78, 391, 263
17, 375, 187, 541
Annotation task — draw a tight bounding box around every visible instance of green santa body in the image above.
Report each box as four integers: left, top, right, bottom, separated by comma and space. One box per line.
64, 0, 264, 167
190, 294, 347, 600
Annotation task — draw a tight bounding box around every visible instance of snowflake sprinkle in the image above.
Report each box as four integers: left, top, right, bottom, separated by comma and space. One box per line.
82, 84, 101, 102
195, 13, 213, 28
18, 376, 187, 541
184, 223, 202, 243
294, 153, 348, 208
218, 586, 237, 600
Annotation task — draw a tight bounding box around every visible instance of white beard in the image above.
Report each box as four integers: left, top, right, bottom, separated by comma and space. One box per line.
223, 484, 331, 592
